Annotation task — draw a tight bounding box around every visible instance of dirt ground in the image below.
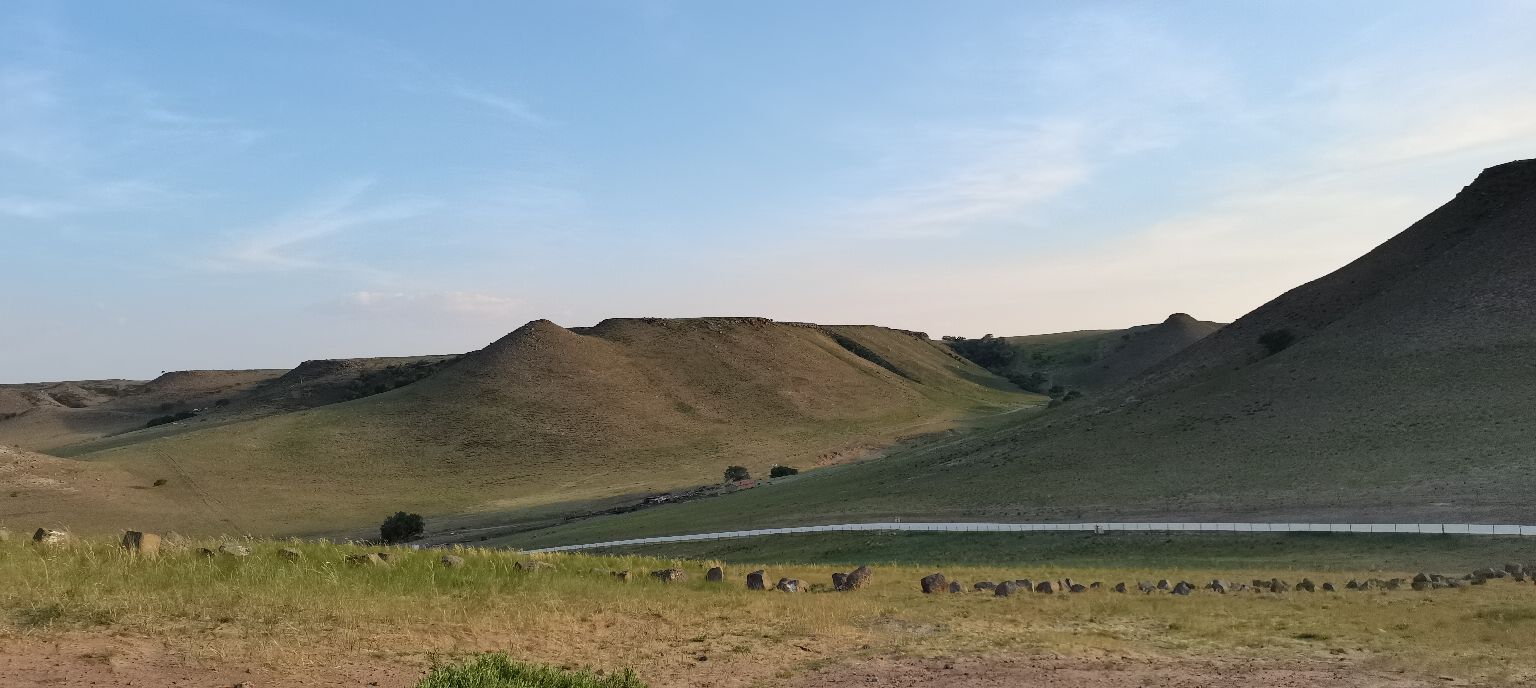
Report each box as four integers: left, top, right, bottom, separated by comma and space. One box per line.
0, 634, 1478, 688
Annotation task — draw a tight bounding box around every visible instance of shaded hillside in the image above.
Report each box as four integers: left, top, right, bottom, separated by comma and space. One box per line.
62, 318, 1031, 534
501, 159, 1536, 547
947, 313, 1221, 393
0, 356, 460, 454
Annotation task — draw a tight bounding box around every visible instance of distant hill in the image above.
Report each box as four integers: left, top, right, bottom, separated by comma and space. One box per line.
35, 318, 1029, 535
498, 159, 1536, 548
0, 445, 219, 534
946, 313, 1222, 394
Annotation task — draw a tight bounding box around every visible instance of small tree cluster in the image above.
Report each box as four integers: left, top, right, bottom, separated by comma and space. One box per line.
380, 511, 425, 544
724, 466, 751, 482
769, 465, 799, 478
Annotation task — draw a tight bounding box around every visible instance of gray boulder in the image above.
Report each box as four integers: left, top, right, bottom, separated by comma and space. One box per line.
1035, 580, 1054, 594
1113, 582, 1127, 593
994, 581, 1019, 597
441, 555, 465, 569
775, 577, 801, 593
920, 573, 948, 594
32, 528, 71, 547
651, 568, 687, 583
844, 565, 872, 590
747, 570, 767, 590
974, 581, 996, 591
831, 572, 848, 589
706, 566, 725, 583
1171, 582, 1192, 595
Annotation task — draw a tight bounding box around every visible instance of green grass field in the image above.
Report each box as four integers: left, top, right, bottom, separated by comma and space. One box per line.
6, 535, 1536, 685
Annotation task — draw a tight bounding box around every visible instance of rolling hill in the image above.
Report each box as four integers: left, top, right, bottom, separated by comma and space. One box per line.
985, 313, 1223, 392
498, 158, 1536, 550
30, 318, 1029, 536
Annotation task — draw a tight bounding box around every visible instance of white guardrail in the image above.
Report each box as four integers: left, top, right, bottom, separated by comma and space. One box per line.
526, 521, 1536, 553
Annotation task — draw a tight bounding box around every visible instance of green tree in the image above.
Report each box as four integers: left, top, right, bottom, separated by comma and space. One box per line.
379, 511, 425, 544
769, 465, 799, 478
724, 466, 751, 482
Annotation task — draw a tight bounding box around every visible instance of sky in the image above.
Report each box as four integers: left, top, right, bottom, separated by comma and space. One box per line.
4, 1, 1536, 381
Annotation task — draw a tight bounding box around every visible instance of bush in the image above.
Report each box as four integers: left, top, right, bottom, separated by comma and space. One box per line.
1258, 329, 1297, 355
1005, 371, 1048, 393
769, 465, 799, 478
152, 478, 168, 487
379, 511, 425, 544
145, 410, 197, 427
418, 653, 646, 688
723, 466, 751, 482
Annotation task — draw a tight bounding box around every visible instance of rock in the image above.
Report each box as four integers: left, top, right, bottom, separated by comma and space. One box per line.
920, 573, 948, 594
1412, 578, 1431, 591
651, 568, 687, 583
1252, 578, 1266, 589
775, 577, 801, 593
1345, 579, 1360, 590
706, 566, 725, 583
1136, 581, 1155, 593
747, 570, 767, 590
277, 547, 303, 561
1113, 582, 1127, 593
198, 547, 216, 558
973, 581, 996, 591
612, 570, 632, 583
515, 560, 553, 572
1322, 582, 1336, 592
831, 572, 848, 589
1296, 578, 1316, 592
375, 552, 391, 563
31, 528, 70, 547
1413, 572, 1431, 584
1269, 578, 1290, 593
440, 555, 465, 569
994, 581, 1019, 597
1090, 582, 1103, 590
1156, 579, 1169, 590
1207, 580, 1228, 594
346, 552, 386, 567
1035, 580, 1054, 594
1385, 578, 1404, 591
218, 542, 251, 557
1446, 578, 1467, 589
844, 565, 872, 590
121, 531, 161, 556
1015, 579, 1032, 590
1171, 582, 1192, 595
1069, 583, 1087, 593
1231, 582, 1248, 592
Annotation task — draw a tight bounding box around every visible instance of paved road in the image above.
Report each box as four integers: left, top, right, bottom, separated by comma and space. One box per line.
525, 520, 1536, 552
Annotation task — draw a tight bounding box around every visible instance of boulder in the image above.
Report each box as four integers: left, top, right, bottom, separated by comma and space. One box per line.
1345, 579, 1360, 590
1252, 579, 1266, 589
515, 560, 553, 572
651, 568, 687, 583
1207, 580, 1228, 594
994, 581, 1019, 597
1090, 582, 1103, 590
440, 555, 465, 569
613, 570, 632, 583
706, 566, 725, 583
1113, 582, 1127, 593
1068, 583, 1087, 593
948, 581, 963, 593
31, 528, 70, 547
1015, 579, 1032, 590
278, 547, 303, 561
920, 573, 948, 594
1035, 580, 1054, 594
832, 572, 848, 589
346, 552, 386, 566
1136, 581, 1155, 593
844, 565, 872, 591
121, 531, 161, 556
1507, 563, 1524, 575
1156, 579, 1170, 590
218, 542, 251, 557
1296, 578, 1316, 592
198, 547, 216, 558
973, 581, 996, 591
1171, 582, 1192, 595
1269, 578, 1290, 593
775, 577, 801, 593
747, 570, 767, 590
1321, 582, 1336, 592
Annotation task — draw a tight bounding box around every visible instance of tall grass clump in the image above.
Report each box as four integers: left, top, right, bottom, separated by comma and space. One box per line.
418, 654, 645, 688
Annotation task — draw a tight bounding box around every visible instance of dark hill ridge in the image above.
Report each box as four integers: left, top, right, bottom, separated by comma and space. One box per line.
957, 313, 1222, 392
61, 317, 1030, 534
509, 159, 1536, 540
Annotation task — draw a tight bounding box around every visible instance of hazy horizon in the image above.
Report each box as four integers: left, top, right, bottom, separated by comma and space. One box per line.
5, 1, 1536, 381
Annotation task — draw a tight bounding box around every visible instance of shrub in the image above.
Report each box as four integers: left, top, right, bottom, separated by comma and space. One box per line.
723, 466, 751, 482
379, 511, 425, 544
145, 410, 197, 428
152, 478, 168, 487
1258, 329, 1297, 355
769, 465, 799, 478
417, 654, 646, 688
1005, 371, 1048, 393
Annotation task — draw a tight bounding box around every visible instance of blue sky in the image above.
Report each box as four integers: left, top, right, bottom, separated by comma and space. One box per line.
4, 1, 1536, 381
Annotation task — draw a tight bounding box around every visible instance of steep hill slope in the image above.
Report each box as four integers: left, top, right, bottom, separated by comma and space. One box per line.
501, 159, 1536, 548
63, 318, 1029, 535
0, 445, 222, 534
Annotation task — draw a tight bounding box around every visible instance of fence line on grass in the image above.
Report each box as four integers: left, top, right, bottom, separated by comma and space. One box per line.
524, 521, 1536, 553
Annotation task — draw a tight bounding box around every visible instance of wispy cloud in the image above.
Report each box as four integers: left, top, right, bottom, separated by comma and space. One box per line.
346, 290, 523, 319
208, 179, 435, 273
447, 85, 548, 125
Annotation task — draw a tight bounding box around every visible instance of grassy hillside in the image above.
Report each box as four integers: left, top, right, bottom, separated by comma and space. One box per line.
0, 446, 220, 533
496, 159, 1536, 547
949, 313, 1222, 394
53, 318, 1030, 535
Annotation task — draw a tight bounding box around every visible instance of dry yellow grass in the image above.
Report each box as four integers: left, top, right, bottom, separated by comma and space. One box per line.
2, 536, 1534, 686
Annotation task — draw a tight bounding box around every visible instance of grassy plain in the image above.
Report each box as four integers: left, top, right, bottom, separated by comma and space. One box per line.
3, 536, 1536, 686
